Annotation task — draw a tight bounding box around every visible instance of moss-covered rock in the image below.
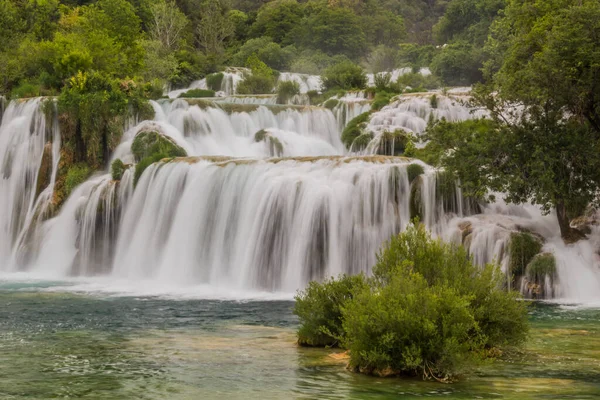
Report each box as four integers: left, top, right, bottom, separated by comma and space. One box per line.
178, 89, 216, 98
351, 133, 373, 152
131, 130, 187, 185
341, 112, 371, 149
131, 130, 187, 163
111, 159, 127, 181
375, 130, 409, 156
523, 253, 557, 299
509, 232, 543, 278
206, 72, 224, 91
407, 163, 424, 184
409, 176, 424, 221
254, 129, 284, 157
323, 98, 340, 110
35, 142, 53, 198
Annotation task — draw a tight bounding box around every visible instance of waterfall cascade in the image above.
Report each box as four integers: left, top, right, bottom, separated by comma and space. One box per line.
1, 93, 600, 303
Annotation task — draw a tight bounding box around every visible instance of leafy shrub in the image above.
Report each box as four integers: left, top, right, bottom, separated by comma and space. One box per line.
64, 164, 91, 196
295, 224, 529, 380
276, 80, 300, 104
111, 159, 126, 181
294, 274, 368, 347
11, 81, 43, 99
178, 89, 216, 98
322, 61, 367, 91
206, 72, 224, 91
341, 112, 370, 149
237, 74, 275, 94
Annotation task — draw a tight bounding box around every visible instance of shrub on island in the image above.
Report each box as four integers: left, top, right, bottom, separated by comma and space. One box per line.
294, 224, 529, 380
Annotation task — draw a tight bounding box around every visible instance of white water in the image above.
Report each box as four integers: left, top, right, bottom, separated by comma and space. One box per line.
277, 73, 322, 94
1, 97, 600, 303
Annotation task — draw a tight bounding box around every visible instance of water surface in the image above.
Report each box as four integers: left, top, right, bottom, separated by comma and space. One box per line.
1, 281, 599, 399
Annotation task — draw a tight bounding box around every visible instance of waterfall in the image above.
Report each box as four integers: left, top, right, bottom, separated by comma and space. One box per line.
147, 99, 344, 157
1, 95, 600, 303
277, 73, 322, 94
0, 98, 60, 269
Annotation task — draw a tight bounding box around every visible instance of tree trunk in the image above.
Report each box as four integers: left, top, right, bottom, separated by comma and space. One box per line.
556, 200, 586, 243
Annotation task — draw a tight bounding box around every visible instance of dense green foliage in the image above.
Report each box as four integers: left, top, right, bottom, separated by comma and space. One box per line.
64, 163, 92, 197
295, 224, 529, 379
427, 0, 600, 241
322, 61, 367, 91
294, 274, 368, 347
276, 80, 300, 104
0, 0, 512, 96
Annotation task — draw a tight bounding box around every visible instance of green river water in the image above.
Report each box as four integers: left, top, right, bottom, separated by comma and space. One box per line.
1, 281, 599, 399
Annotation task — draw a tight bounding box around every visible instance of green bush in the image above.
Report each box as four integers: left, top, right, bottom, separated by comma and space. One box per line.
111, 159, 126, 181
237, 55, 276, 94
295, 224, 529, 380
65, 164, 92, 196
294, 274, 368, 347
206, 73, 224, 91
343, 270, 477, 378
237, 74, 275, 94
179, 89, 216, 98
341, 112, 370, 149
276, 80, 300, 104
509, 232, 543, 277
322, 61, 367, 91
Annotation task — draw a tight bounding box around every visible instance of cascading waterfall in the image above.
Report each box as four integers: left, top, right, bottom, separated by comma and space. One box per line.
168, 68, 248, 98
0, 98, 60, 269
330, 92, 372, 130
2, 94, 600, 303
277, 73, 322, 94
360, 93, 488, 155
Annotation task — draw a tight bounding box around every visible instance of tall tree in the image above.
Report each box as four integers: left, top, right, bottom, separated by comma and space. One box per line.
432, 0, 600, 242
149, 0, 188, 51
196, 0, 234, 58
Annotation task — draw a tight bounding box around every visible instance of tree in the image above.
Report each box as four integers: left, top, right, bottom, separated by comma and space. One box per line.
250, 0, 304, 45
429, 0, 600, 242
196, 0, 234, 58
149, 0, 188, 51
293, 5, 367, 60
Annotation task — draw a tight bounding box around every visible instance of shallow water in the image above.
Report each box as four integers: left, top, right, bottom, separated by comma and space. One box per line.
1, 281, 599, 399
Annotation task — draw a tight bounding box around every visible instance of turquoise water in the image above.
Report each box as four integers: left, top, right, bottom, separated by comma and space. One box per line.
1, 281, 599, 399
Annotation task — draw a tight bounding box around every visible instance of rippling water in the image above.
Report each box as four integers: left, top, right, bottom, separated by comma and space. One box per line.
1, 281, 599, 399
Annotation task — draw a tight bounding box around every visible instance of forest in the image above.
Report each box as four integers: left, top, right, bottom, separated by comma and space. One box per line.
0, 0, 496, 96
